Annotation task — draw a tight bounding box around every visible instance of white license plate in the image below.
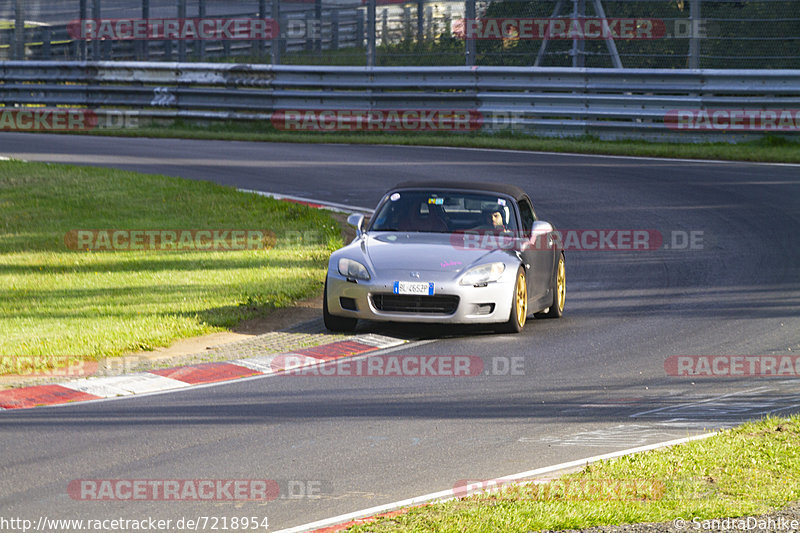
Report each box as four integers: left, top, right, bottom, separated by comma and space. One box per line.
393, 281, 434, 295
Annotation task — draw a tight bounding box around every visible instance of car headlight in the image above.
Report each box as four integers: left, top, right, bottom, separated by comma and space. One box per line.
459, 262, 506, 286
338, 258, 370, 281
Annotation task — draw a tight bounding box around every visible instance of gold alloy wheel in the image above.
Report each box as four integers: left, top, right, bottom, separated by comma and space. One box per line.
516, 270, 527, 327
556, 255, 566, 313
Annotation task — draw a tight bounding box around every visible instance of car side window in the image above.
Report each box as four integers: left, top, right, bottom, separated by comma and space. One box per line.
519, 199, 535, 234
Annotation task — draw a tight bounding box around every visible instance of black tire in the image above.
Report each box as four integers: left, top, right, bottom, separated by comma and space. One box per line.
535, 253, 565, 319
323, 279, 358, 332
499, 266, 528, 334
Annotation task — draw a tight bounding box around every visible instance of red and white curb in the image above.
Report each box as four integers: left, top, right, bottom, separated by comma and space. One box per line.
0, 334, 406, 410
238, 189, 373, 214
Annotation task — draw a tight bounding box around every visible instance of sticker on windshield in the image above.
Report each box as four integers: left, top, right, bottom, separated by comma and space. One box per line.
497, 198, 507, 206
390, 193, 401, 201
428, 198, 444, 205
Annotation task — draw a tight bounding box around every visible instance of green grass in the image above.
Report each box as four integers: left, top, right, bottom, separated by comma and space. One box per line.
81, 121, 800, 164
0, 159, 342, 368
346, 415, 800, 532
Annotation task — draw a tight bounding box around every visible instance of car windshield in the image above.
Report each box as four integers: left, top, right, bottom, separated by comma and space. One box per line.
369, 190, 519, 234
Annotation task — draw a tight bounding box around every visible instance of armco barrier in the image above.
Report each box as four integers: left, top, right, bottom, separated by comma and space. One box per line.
1, 61, 799, 141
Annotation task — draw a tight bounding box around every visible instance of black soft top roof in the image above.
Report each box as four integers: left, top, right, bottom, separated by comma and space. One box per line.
392, 181, 529, 202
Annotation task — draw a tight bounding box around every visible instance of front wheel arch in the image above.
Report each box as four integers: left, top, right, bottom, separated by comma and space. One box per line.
535, 252, 565, 319
323, 278, 358, 332
498, 265, 528, 334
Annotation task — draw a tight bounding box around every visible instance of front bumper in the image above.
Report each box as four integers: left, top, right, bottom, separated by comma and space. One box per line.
325, 271, 516, 324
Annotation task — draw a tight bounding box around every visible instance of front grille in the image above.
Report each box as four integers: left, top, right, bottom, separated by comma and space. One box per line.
370, 293, 459, 314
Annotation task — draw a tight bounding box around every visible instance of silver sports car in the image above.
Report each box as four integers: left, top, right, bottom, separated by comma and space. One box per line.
323, 182, 565, 333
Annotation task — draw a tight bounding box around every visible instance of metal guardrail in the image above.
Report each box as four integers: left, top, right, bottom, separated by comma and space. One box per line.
1, 61, 798, 141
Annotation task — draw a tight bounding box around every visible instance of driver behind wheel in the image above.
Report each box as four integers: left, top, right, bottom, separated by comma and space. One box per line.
475, 206, 509, 232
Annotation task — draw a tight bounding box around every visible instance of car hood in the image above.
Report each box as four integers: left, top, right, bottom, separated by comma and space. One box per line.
361, 232, 512, 273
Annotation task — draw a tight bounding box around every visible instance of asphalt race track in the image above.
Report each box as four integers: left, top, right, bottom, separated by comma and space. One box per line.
2, 132, 799, 531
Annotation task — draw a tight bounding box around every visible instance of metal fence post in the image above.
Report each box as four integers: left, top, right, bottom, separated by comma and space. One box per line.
305, 17, 314, 52
314, 0, 322, 53
258, 0, 267, 56
161, 0, 171, 61
417, 0, 424, 44
571, 0, 585, 68
366, 0, 376, 66
91, 0, 101, 60
177, 0, 186, 61
332, 9, 339, 51
271, 0, 281, 64
591, 0, 622, 68
357, 10, 364, 53
14, 0, 24, 60
465, 0, 475, 66
42, 27, 51, 60
141, 0, 149, 60
79, 0, 87, 60
403, 5, 411, 43
535, 0, 562, 66
381, 9, 388, 48
689, 0, 701, 68
199, 0, 207, 60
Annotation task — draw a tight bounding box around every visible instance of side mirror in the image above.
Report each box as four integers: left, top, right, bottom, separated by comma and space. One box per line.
531, 220, 554, 247
347, 213, 366, 237
531, 220, 554, 236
